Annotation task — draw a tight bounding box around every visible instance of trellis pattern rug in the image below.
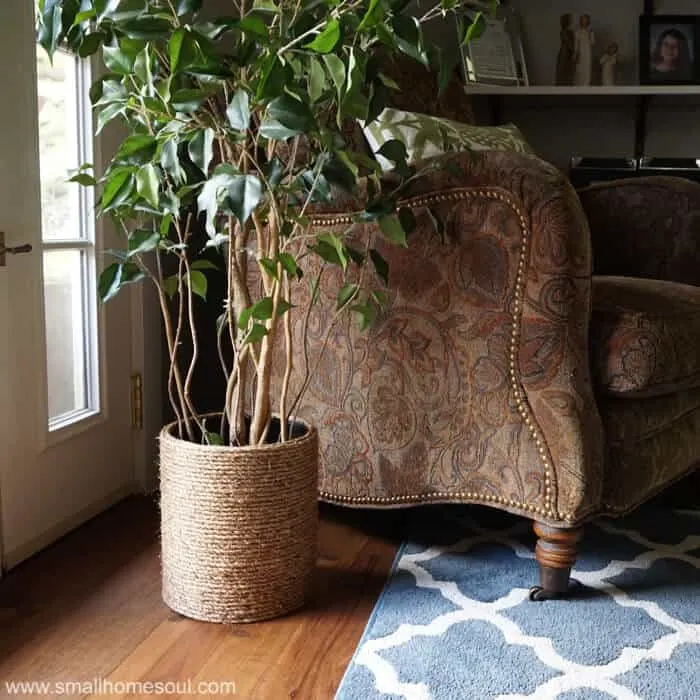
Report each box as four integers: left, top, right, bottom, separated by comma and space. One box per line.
335, 507, 700, 700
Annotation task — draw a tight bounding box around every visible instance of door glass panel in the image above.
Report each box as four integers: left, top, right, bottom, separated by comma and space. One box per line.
36, 47, 99, 430
43, 250, 90, 422
36, 47, 83, 242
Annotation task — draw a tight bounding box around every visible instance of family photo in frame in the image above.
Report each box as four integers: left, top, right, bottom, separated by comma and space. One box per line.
640, 15, 700, 85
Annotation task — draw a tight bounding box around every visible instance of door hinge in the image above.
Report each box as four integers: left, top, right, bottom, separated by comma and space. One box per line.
131, 373, 143, 430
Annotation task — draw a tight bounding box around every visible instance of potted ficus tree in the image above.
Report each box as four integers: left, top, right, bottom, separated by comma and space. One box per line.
37, 0, 487, 623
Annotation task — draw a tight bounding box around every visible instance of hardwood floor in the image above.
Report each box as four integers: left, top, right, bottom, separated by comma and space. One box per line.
0, 497, 408, 699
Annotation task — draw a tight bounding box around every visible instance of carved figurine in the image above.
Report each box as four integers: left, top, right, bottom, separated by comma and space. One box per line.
574, 14, 595, 86
600, 43, 619, 86
556, 13, 576, 85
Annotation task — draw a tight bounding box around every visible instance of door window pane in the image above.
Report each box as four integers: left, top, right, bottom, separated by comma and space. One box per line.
43, 250, 92, 422
36, 48, 85, 242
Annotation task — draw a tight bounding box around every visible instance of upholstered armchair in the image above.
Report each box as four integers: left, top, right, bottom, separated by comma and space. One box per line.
272, 148, 700, 600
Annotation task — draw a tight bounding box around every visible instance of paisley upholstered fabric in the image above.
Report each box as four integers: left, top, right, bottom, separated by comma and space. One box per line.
598, 388, 700, 513
578, 177, 700, 285
269, 150, 604, 526
380, 54, 475, 124
591, 276, 700, 398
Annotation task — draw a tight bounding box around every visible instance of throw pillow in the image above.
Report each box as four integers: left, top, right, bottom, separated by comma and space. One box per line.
362, 109, 533, 171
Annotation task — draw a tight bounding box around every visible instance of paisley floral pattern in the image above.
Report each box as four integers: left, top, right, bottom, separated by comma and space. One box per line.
591, 276, 700, 397
260, 157, 700, 529
578, 177, 700, 285
268, 150, 605, 526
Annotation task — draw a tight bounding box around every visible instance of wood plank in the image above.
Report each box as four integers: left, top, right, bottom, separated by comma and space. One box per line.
0, 497, 401, 699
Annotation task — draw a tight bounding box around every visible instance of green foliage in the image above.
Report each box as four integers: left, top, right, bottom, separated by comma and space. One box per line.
36, 0, 492, 444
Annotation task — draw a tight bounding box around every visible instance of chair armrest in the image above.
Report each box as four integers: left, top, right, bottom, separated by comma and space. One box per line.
578, 176, 700, 285
302, 150, 603, 524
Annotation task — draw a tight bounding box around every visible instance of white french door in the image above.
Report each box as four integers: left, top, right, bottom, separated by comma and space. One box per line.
0, 0, 138, 570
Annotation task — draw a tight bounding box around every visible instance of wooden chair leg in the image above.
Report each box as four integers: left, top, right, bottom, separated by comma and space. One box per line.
529, 522, 584, 601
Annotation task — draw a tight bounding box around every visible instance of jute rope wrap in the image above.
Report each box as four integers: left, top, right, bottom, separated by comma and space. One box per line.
159, 418, 319, 623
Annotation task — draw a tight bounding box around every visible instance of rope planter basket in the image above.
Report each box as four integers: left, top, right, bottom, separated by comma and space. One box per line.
159, 417, 319, 623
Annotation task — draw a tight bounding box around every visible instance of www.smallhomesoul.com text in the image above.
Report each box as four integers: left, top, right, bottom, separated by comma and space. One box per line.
4, 678, 237, 696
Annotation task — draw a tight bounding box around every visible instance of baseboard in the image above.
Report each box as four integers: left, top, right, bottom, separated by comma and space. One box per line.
2, 483, 138, 572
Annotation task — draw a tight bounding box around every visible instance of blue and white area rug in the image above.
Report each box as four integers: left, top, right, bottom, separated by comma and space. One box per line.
335, 507, 700, 700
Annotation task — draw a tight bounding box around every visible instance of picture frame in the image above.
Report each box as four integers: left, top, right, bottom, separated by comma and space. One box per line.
461, 8, 529, 87
639, 14, 700, 85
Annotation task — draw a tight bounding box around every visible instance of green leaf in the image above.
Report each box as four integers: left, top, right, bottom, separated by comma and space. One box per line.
191, 259, 218, 271
308, 57, 326, 103
313, 232, 347, 271
358, 0, 382, 31
276, 299, 293, 317
169, 27, 186, 72
242, 323, 268, 346
117, 134, 157, 160
163, 275, 179, 298
187, 270, 207, 300
187, 128, 215, 174
37, 4, 62, 59
101, 169, 134, 209
258, 257, 279, 281
369, 248, 389, 285
127, 229, 160, 256
464, 12, 487, 44
256, 54, 288, 101
171, 87, 216, 112
337, 283, 358, 310
323, 54, 346, 92
98, 262, 121, 302
238, 14, 268, 39
278, 252, 302, 280
224, 174, 263, 227
68, 173, 97, 186
378, 213, 407, 247
267, 94, 314, 134
96, 102, 126, 133
119, 17, 173, 40
237, 305, 253, 330
135, 164, 160, 208
259, 118, 298, 141
249, 296, 273, 322
226, 89, 250, 131
204, 431, 224, 446
392, 14, 428, 65
377, 139, 407, 165
304, 18, 340, 54
263, 158, 285, 189
159, 139, 185, 185
102, 46, 134, 75
95, 0, 145, 22
98, 261, 144, 302
78, 32, 105, 58
351, 300, 377, 331
372, 289, 388, 307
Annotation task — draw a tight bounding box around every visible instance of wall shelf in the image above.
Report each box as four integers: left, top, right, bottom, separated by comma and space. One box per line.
465, 85, 700, 96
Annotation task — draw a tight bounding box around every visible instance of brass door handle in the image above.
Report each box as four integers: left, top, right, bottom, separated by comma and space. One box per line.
0, 231, 33, 267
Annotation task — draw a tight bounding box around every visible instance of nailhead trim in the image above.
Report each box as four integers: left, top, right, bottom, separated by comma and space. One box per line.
312, 188, 574, 523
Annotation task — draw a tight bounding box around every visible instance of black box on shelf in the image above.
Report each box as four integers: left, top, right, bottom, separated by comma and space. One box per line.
638, 157, 700, 183
568, 157, 638, 188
